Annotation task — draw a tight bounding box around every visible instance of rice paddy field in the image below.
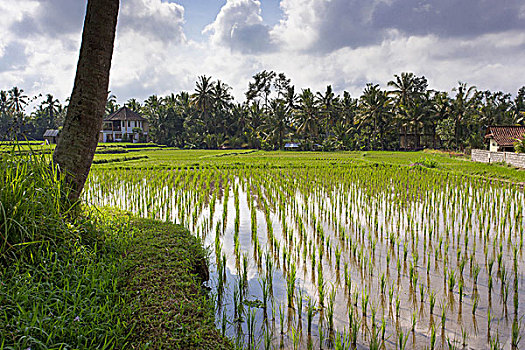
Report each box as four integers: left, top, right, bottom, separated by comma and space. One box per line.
84, 149, 524, 349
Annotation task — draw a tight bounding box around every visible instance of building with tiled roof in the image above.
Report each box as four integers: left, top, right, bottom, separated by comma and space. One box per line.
485, 126, 525, 152
99, 106, 149, 143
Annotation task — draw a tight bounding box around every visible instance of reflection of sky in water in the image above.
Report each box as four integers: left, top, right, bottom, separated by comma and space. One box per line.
85, 169, 525, 349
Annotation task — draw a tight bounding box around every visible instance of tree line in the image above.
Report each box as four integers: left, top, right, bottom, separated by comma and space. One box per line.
2, 72, 524, 151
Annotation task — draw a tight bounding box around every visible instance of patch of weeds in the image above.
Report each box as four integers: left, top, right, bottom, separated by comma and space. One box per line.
414, 157, 438, 168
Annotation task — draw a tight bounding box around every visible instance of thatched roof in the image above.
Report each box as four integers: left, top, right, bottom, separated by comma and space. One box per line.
485, 126, 525, 146
104, 106, 146, 122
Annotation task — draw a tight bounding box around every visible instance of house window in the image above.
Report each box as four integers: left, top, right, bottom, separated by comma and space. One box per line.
128, 121, 131, 127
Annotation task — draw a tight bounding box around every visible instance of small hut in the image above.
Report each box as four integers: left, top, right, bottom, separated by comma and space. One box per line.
43, 129, 59, 144
485, 126, 525, 152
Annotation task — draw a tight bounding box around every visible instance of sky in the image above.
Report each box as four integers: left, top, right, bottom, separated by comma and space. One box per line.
0, 0, 524, 104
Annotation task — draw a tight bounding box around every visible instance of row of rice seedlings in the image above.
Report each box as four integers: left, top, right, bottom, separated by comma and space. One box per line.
85, 163, 525, 349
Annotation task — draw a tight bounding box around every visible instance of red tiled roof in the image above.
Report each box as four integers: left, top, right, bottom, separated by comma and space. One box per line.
485, 126, 525, 146
104, 106, 147, 121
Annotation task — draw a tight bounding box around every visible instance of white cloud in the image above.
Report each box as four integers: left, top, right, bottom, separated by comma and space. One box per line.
119, 0, 186, 43
203, 0, 274, 53
1, 0, 524, 108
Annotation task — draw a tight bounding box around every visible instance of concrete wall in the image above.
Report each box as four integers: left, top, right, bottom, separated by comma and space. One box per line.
506, 153, 525, 168
471, 149, 490, 163
471, 149, 525, 168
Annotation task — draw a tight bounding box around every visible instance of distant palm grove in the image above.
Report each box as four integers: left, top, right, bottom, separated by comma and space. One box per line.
2, 71, 524, 151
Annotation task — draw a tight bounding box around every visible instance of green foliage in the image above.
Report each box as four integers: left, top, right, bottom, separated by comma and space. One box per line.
3, 78, 524, 151
0, 148, 75, 260
0, 150, 135, 348
0, 211, 134, 349
414, 157, 438, 168
514, 135, 525, 153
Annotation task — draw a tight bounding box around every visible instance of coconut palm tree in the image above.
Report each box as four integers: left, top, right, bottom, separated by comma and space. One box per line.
358, 84, 392, 150
7, 87, 28, 114
263, 100, 290, 150
105, 93, 119, 114
295, 88, 321, 148
125, 98, 142, 112
191, 75, 214, 130
212, 80, 233, 134
53, 0, 120, 201
451, 82, 479, 149
41, 94, 60, 128
316, 85, 337, 134
388, 73, 428, 149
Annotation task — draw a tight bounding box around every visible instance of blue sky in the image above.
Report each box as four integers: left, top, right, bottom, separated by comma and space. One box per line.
1, 0, 524, 104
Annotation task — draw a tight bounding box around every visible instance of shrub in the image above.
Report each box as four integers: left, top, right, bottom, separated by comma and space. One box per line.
414, 157, 438, 168
514, 135, 525, 153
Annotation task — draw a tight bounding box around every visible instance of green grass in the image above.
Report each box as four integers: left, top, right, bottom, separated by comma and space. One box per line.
122, 217, 233, 350
1, 150, 231, 350
91, 148, 525, 183
0, 210, 135, 349
0, 149, 73, 259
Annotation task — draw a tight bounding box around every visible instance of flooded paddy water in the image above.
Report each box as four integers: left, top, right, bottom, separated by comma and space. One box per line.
86, 164, 525, 349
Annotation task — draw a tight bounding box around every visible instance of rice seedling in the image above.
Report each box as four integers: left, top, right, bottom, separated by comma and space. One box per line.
448, 271, 456, 292
511, 318, 522, 349
279, 303, 285, 334
398, 328, 409, 350
362, 286, 370, 316
307, 298, 316, 334
246, 308, 257, 348
287, 262, 297, 308
472, 295, 479, 315
350, 316, 360, 347
296, 288, 304, 319
440, 302, 447, 328
334, 330, 350, 350
327, 286, 336, 330
430, 323, 436, 350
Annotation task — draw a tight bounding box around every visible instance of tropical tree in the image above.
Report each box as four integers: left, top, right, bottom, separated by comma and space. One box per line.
295, 88, 321, 148
246, 70, 276, 111
191, 75, 214, 130
125, 98, 142, 112
316, 85, 337, 135
105, 93, 119, 114
450, 82, 479, 150
211, 80, 233, 135
53, 0, 120, 201
41, 94, 61, 129
7, 87, 28, 114
262, 100, 290, 150
388, 73, 428, 149
358, 84, 392, 150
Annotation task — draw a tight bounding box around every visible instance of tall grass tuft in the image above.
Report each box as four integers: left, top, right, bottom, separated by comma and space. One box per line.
0, 148, 76, 260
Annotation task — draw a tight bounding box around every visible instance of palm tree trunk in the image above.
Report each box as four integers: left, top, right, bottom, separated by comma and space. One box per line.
53, 0, 119, 201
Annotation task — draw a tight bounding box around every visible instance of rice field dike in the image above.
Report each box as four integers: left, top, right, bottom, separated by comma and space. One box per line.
2, 144, 525, 349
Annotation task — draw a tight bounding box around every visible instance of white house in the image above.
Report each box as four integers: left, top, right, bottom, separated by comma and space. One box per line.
99, 106, 149, 143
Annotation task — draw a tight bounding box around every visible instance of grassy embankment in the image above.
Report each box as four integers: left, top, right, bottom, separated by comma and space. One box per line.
0, 149, 231, 349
